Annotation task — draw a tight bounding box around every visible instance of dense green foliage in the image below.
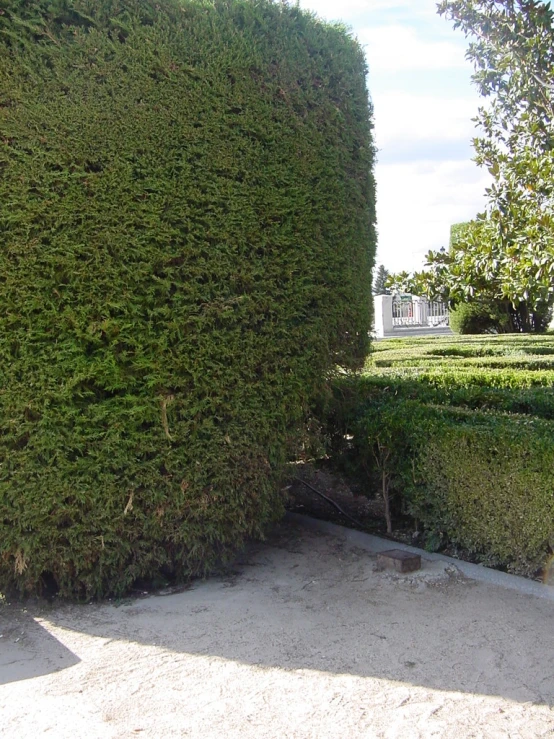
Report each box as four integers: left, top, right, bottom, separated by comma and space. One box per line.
449, 300, 510, 334
422, 217, 554, 332
447, 221, 553, 333
323, 335, 554, 574
385, 270, 412, 295
0, 0, 376, 598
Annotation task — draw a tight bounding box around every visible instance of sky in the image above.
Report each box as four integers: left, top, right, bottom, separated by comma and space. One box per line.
298, 0, 492, 274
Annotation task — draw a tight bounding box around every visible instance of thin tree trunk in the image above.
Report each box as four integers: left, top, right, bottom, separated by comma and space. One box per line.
382, 468, 392, 534
518, 301, 531, 332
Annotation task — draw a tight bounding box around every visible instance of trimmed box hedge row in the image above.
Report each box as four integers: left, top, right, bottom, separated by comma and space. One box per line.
323, 335, 554, 574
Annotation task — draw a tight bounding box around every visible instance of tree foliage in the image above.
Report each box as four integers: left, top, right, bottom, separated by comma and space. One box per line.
0, 0, 376, 598
423, 217, 552, 331
385, 269, 435, 298
373, 264, 390, 295
416, 0, 554, 330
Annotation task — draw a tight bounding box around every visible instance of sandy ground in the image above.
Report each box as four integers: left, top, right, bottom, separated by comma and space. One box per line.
2, 516, 554, 739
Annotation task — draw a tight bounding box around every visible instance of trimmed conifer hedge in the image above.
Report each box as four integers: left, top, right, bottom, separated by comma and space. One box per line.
0, 0, 376, 598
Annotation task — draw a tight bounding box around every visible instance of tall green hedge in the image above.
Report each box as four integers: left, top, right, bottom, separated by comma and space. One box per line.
0, 0, 376, 598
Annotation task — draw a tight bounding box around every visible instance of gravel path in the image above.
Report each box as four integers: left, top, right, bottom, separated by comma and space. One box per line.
2, 517, 554, 738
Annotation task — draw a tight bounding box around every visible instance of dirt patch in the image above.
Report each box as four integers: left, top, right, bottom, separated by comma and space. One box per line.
286, 463, 419, 546
286, 465, 546, 579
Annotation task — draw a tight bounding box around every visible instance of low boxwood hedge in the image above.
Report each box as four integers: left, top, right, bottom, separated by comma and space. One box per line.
322, 335, 554, 574
326, 390, 554, 573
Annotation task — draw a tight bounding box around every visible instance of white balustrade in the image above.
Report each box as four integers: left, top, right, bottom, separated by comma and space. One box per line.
373, 294, 449, 337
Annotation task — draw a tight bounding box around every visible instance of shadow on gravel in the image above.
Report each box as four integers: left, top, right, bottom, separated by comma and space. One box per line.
2, 516, 554, 705
0, 608, 80, 685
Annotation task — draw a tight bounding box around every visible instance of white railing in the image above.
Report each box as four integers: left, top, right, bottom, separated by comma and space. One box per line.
392, 298, 424, 326
374, 294, 449, 337
392, 296, 448, 327
427, 300, 450, 326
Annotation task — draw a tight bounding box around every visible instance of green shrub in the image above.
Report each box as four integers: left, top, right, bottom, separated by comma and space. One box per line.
449, 301, 509, 334
366, 335, 554, 388
449, 299, 552, 335
0, 0, 376, 598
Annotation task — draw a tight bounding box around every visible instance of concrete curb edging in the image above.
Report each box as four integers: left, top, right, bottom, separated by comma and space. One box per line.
286, 512, 554, 602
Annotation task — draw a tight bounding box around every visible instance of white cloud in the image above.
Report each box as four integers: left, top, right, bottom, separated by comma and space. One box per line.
373, 92, 478, 149
360, 25, 467, 73
299, 0, 374, 19
375, 160, 491, 273
297, 0, 489, 277
370, 91, 485, 271
299, 0, 435, 23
